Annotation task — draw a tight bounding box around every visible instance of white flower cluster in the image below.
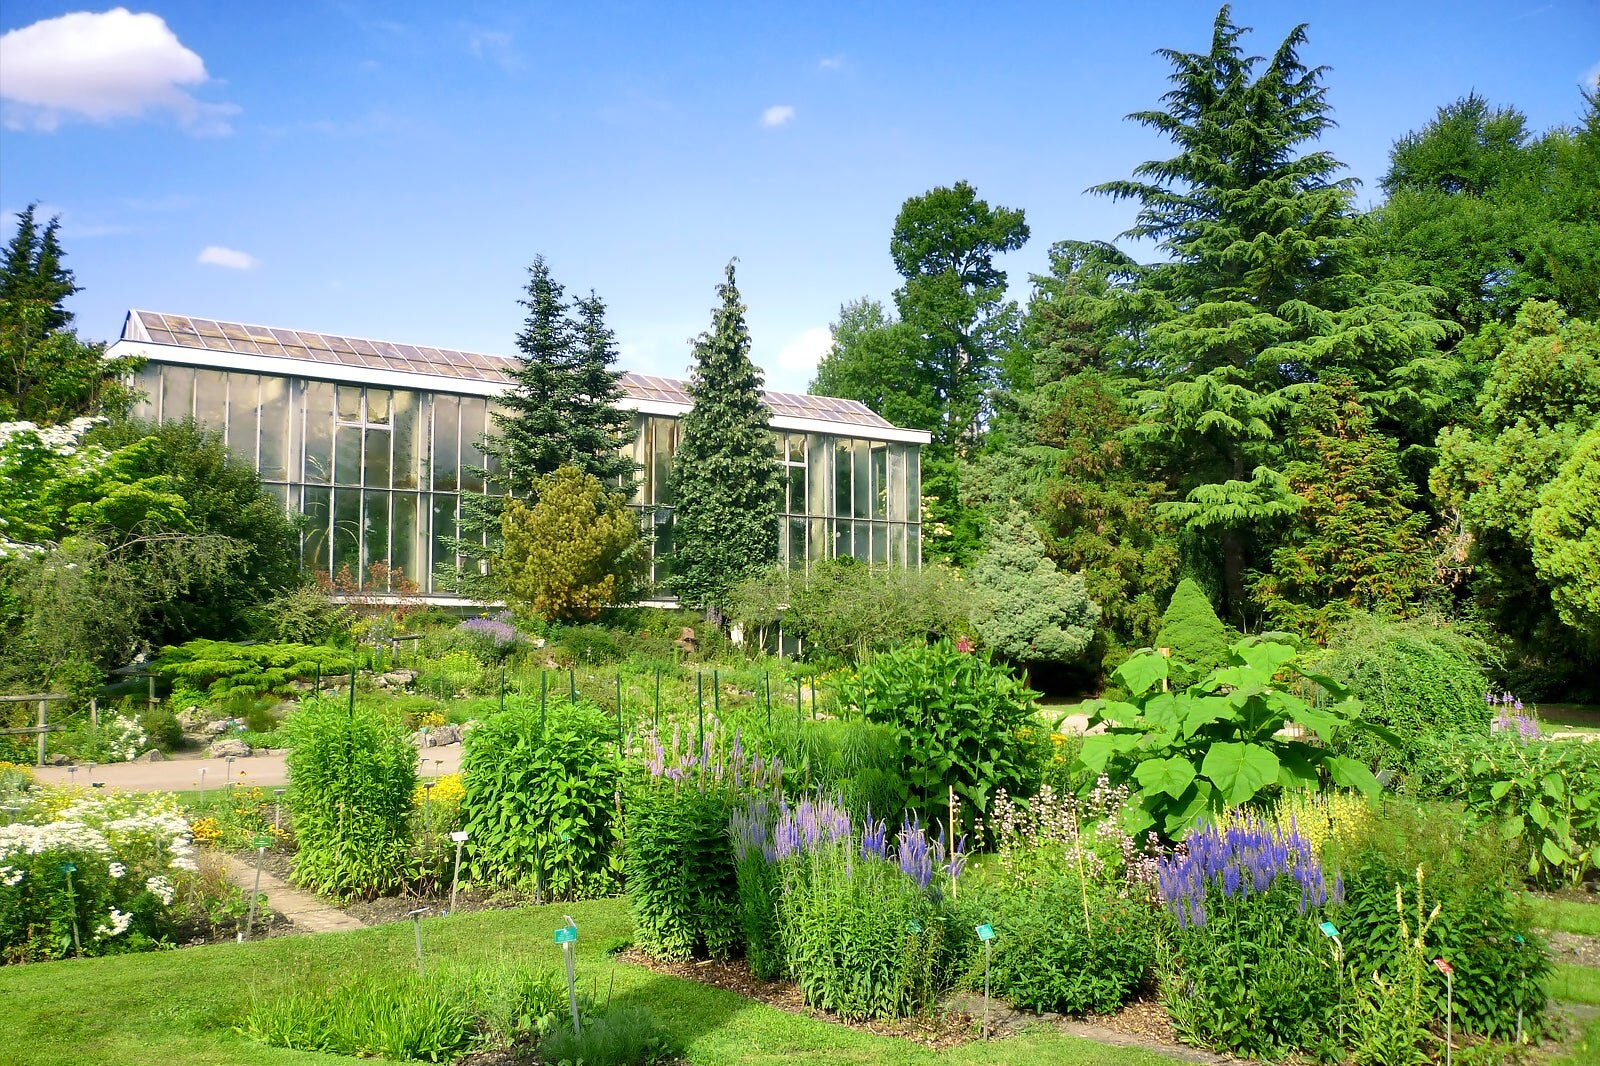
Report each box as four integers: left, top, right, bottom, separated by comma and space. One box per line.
0, 416, 111, 560
93, 907, 132, 939
102, 715, 149, 763
145, 875, 174, 905
0, 417, 104, 456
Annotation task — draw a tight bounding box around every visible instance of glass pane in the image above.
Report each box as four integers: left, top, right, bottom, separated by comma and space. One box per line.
652, 417, 674, 506
834, 438, 852, 517
887, 444, 907, 522
808, 434, 829, 518
889, 523, 905, 566
303, 380, 334, 484
653, 507, 674, 584
788, 434, 805, 463
162, 364, 194, 421
872, 521, 887, 564
337, 384, 362, 422
365, 427, 391, 488
300, 486, 331, 575
131, 364, 160, 420
809, 516, 827, 563
852, 440, 870, 519
366, 389, 391, 426
630, 415, 649, 506
392, 390, 421, 489
431, 494, 457, 588
259, 377, 289, 480
907, 448, 921, 523
909, 524, 921, 568
392, 492, 419, 592
227, 374, 259, 466
789, 517, 806, 571
334, 424, 362, 486
363, 490, 390, 583
432, 394, 459, 491
871, 443, 888, 520
788, 464, 806, 515
194, 369, 228, 433
459, 398, 486, 493
333, 489, 361, 581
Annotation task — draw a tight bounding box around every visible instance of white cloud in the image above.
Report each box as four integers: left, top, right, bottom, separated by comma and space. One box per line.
0, 8, 238, 134
197, 245, 257, 270
761, 104, 796, 128
1583, 60, 1600, 90
776, 326, 833, 374
818, 55, 844, 70
468, 29, 520, 72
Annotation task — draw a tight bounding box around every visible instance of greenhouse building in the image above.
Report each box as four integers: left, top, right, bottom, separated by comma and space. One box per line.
107, 310, 929, 604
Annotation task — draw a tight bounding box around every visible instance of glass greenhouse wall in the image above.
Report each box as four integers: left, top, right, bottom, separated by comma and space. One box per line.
115, 311, 926, 602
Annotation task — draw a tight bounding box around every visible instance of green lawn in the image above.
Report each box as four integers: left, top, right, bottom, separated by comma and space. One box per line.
1527, 894, 1600, 937
1551, 964, 1600, 1007
1540, 703, 1600, 733
4, 896, 1184, 1066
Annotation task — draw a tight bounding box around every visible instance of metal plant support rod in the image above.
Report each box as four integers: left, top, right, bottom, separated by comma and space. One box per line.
712, 670, 720, 719
408, 909, 429, 976
653, 667, 661, 727
568, 669, 576, 704
616, 673, 624, 753
540, 671, 547, 731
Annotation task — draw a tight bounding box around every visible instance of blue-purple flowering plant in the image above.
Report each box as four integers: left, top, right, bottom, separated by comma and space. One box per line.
1487, 691, 1541, 742
626, 720, 780, 962
1156, 818, 1341, 1057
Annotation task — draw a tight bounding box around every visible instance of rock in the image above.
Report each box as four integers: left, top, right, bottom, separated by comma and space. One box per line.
375, 669, 417, 689
204, 718, 235, 735
45, 753, 70, 766
413, 723, 463, 748
676, 626, 697, 654
207, 738, 253, 758
140, 749, 165, 762
176, 706, 206, 731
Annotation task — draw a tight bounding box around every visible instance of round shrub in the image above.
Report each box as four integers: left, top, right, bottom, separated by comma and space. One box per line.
982, 869, 1156, 1015
460, 698, 620, 899
286, 696, 416, 899
1315, 613, 1494, 771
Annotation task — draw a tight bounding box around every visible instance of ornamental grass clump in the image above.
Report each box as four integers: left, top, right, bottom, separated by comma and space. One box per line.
286, 696, 416, 900
1157, 818, 1340, 1058
627, 721, 780, 961
0, 787, 197, 961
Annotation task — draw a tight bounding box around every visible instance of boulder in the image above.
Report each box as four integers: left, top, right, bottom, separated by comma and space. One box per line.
204, 718, 236, 735
45, 753, 70, 766
375, 669, 418, 689
207, 738, 253, 758
140, 749, 165, 762
676, 626, 697, 654
176, 706, 206, 732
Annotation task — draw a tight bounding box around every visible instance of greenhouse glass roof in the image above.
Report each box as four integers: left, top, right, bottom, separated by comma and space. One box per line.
121, 310, 902, 433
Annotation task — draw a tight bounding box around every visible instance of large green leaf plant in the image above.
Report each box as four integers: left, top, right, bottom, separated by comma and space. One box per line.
1074, 639, 1393, 838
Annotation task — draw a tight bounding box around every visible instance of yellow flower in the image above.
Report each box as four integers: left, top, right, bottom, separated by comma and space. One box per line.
190, 816, 222, 846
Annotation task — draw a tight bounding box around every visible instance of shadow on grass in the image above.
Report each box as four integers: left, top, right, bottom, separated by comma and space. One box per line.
592, 968, 758, 1052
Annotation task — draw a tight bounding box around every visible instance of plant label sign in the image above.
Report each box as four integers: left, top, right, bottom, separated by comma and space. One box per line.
252, 834, 271, 850
1433, 958, 1453, 976
906, 919, 923, 934
1319, 921, 1340, 938
60, 862, 76, 874
553, 924, 578, 945
975, 923, 995, 942
451, 830, 469, 843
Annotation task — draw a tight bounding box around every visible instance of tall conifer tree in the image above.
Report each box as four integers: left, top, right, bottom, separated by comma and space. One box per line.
667, 262, 782, 612
449, 257, 635, 597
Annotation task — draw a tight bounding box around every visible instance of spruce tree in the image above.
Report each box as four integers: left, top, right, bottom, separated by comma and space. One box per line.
1154, 577, 1231, 685
449, 257, 636, 597
667, 262, 782, 612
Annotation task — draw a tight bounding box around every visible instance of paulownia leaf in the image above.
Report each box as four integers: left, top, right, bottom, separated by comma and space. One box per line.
1325, 755, 1380, 796
1134, 755, 1198, 799
1202, 742, 1280, 807
1115, 651, 1169, 697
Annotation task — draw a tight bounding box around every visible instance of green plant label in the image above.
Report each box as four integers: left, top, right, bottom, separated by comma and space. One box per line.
252, 834, 271, 850
553, 924, 578, 945
59, 862, 76, 874
560, 833, 573, 843
1319, 921, 1339, 938
906, 919, 923, 933
975, 923, 995, 941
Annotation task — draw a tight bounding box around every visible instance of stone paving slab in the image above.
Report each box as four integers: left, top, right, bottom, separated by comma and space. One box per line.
218, 854, 366, 934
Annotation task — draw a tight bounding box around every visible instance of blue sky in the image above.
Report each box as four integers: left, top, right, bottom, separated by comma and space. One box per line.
2, 2, 1596, 393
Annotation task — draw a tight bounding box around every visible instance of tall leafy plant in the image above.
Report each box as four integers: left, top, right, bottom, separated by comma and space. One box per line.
460, 698, 621, 899
1077, 639, 1389, 838
286, 697, 417, 899
838, 639, 1039, 824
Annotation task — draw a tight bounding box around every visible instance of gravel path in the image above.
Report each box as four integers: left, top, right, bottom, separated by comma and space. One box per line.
30, 743, 464, 791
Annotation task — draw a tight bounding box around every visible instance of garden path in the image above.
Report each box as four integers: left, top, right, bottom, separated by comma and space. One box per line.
29, 743, 464, 791
216, 854, 366, 934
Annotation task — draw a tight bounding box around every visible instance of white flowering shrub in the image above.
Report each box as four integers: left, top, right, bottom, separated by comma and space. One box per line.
0, 418, 107, 559
0, 786, 196, 961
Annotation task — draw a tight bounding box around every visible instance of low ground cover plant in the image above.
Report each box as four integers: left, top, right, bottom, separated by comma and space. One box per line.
286, 696, 416, 899
539, 1001, 683, 1066
154, 639, 353, 700
240, 960, 565, 1061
